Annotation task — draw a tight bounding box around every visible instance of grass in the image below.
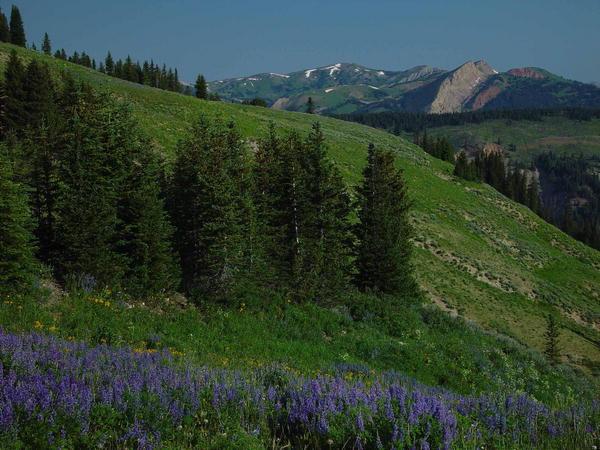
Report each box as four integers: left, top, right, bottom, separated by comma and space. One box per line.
1, 42, 599, 378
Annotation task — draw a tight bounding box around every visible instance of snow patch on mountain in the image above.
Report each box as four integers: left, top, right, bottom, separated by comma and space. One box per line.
324, 63, 342, 76
305, 69, 317, 78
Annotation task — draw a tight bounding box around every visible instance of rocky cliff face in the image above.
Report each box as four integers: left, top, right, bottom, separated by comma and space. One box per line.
428, 60, 497, 113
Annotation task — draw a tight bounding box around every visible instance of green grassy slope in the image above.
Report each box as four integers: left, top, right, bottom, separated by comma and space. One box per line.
2, 43, 599, 375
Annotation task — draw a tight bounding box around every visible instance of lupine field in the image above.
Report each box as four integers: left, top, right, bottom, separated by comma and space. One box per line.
0, 329, 597, 449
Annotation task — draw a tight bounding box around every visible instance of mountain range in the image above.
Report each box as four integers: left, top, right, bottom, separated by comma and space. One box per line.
208, 60, 600, 114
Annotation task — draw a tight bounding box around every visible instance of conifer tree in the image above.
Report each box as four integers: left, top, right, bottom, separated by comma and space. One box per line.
194, 74, 207, 99
169, 116, 254, 300
22, 121, 61, 265
544, 314, 560, 365
0, 9, 9, 42
3, 50, 26, 133
526, 175, 541, 214
453, 151, 469, 179
41, 32, 51, 55
354, 144, 417, 296
54, 91, 127, 287
295, 122, 351, 299
22, 60, 54, 129
9, 5, 26, 47
104, 51, 114, 76
306, 96, 315, 114
0, 148, 37, 294
117, 138, 179, 296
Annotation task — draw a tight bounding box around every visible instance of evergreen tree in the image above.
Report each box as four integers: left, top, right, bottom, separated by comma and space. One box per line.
194, 74, 207, 99
254, 123, 351, 300
354, 144, 417, 296
41, 32, 51, 55
544, 314, 560, 365
0, 9, 9, 42
3, 50, 26, 134
117, 138, 179, 296
169, 116, 254, 300
526, 176, 541, 214
22, 60, 54, 129
9, 5, 26, 47
0, 148, 37, 294
54, 92, 127, 287
306, 96, 315, 114
294, 123, 351, 299
104, 51, 114, 76
453, 151, 470, 179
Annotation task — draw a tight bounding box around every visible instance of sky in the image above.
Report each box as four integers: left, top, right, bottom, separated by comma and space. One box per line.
5, 0, 600, 83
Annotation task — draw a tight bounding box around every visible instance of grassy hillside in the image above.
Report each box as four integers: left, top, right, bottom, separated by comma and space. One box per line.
1, 42, 599, 378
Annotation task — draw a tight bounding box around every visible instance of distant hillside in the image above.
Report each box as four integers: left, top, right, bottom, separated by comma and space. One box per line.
2, 42, 599, 376
209, 60, 600, 114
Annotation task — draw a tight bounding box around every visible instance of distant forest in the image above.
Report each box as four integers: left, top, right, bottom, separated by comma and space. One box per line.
342, 109, 600, 251
334, 108, 600, 133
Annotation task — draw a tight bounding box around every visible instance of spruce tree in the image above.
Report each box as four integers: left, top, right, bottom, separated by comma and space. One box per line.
0, 9, 9, 42
544, 314, 560, 365
22, 122, 61, 265
526, 175, 541, 214
22, 60, 55, 129
117, 137, 179, 296
194, 74, 207, 99
41, 32, 51, 55
169, 116, 255, 300
54, 91, 126, 287
354, 144, 417, 296
453, 151, 469, 179
3, 50, 26, 134
0, 148, 37, 294
295, 122, 351, 299
105, 51, 114, 76
9, 5, 26, 47
306, 96, 315, 114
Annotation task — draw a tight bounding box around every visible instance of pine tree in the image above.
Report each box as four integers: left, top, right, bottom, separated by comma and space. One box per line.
306, 96, 315, 114
0, 9, 9, 42
3, 50, 26, 134
105, 51, 114, 76
544, 314, 560, 365
22, 60, 55, 129
117, 137, 179, 296
54, 92, 127, 287
354, 144, 417, 296
294, 122, 351, 299
41, 32, 51, 55
194, 74, 207, 99
453, 151, 469, 179
169, 116, 254, 300
526, 175, 541, 214
0, 147, 37, 294
9, 5, 26, 47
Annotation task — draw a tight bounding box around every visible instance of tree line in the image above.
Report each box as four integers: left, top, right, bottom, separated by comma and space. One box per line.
0, 52, 417, 304
535, 152, 600, 249
0, 6, 215, 98
334, 108, 600, 134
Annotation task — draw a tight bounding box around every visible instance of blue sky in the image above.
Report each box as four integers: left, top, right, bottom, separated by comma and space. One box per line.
5, 0, 600, 83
